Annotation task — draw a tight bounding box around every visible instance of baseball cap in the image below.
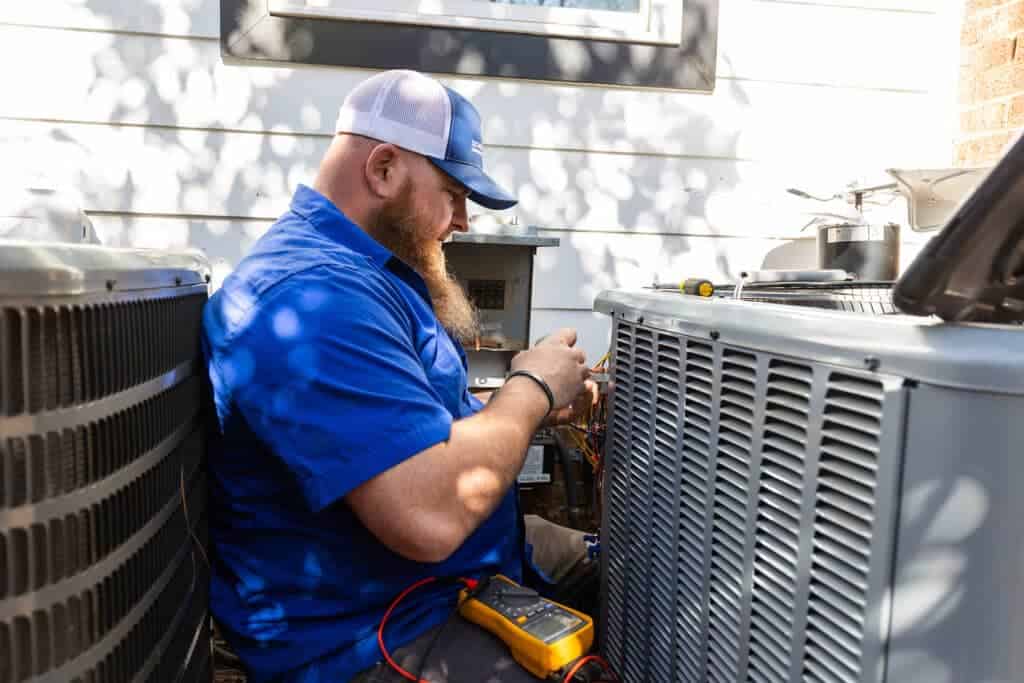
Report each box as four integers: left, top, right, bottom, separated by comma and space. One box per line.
334, 70, 517, 210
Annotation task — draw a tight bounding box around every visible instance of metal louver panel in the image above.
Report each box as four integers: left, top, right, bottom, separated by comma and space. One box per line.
0, 245, 210, 683
707, 349, 756, 683
602, 322, 634, 675
600, 310, 904, 683
648, 333, 682, 683
802, 374, 884, 683
622, 328, 655, 683
1, 297, 205, 416
675, 340, 713, 683
748, 361, 812, 683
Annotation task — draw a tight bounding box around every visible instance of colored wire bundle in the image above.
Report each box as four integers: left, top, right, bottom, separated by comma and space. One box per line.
562, 347, 610, 470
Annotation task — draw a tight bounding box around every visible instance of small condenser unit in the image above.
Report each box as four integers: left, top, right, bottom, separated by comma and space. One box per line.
594, 289, 1024, 683
0, 242, 211, 683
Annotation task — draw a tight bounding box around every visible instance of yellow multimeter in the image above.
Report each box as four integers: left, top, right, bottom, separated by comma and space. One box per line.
458, 574, 594, 680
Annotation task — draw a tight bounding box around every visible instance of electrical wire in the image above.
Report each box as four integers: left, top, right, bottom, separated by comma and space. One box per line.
180, 465, 210, 569
562, 654, 618, 682
565, 427, 599, 468
379, 578, 442, 683
413, 606, 458, 683
414, 579, 487, 683
378, 576, 479, 683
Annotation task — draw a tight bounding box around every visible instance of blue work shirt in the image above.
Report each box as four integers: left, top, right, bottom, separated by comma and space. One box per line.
202, 184, 525, 682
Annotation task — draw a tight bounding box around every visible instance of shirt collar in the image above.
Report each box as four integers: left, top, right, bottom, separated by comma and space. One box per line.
289, 184, 393, 267
289, 184, 433, 304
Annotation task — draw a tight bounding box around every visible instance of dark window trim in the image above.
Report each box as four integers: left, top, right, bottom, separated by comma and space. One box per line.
220, 0, 718, 91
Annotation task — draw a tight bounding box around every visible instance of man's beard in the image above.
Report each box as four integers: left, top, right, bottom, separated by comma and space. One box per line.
373, 190, 480, 344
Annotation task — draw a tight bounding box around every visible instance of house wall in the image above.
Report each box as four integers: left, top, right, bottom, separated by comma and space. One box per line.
958, 0, 1024, 164
1, 0, 960, 361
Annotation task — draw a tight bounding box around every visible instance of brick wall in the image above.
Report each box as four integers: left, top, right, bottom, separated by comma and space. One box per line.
958, 0, 1024, 165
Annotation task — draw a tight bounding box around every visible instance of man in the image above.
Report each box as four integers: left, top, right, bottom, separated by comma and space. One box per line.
203, 70, 597, 682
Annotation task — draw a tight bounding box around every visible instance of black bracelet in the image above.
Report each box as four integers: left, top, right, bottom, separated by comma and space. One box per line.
505, 370, 555, 416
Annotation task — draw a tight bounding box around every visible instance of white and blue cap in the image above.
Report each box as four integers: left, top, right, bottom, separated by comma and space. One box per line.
335, 70, 517, 210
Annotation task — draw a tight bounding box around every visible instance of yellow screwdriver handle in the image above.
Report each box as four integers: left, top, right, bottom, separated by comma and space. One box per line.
681, 278, 714, 297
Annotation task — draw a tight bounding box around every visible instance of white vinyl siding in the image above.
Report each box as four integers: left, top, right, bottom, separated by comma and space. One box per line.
0, 0, 959, 361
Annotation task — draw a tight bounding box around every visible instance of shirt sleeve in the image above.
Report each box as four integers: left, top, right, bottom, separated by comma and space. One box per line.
216, 264, 455, 512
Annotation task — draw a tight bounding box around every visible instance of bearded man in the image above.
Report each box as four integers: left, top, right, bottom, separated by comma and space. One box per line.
202, 70, 597, 683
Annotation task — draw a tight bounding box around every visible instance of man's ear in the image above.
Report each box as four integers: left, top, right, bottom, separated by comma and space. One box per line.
364, 144, 407, 199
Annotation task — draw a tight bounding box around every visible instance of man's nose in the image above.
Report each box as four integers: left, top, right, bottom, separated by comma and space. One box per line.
451, 197, 469, 232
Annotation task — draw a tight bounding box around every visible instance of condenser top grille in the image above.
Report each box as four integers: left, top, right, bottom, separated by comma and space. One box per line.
0, 241, 209, 298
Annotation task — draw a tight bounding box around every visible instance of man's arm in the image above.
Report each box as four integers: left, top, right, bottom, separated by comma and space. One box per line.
346, 329, 589, 563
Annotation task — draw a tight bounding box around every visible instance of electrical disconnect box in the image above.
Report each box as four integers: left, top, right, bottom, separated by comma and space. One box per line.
443, 229, 559, 390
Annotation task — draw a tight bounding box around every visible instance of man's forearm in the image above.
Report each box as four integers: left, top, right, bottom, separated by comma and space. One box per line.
346, 376, 549, 563
445, 377, 549, 519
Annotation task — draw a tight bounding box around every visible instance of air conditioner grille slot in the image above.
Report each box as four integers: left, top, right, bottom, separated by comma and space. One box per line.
801, 373, 883, 683
747, 362, 810, 683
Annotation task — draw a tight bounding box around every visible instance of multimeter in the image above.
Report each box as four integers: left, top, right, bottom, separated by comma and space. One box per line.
458, 574, 594, 679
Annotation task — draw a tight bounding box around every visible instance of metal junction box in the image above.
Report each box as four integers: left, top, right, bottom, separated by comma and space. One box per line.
595, 289, 1024, 683
444, 230, 558, 390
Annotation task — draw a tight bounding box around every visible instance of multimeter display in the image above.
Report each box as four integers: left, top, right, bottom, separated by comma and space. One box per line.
523, 610, 584, 643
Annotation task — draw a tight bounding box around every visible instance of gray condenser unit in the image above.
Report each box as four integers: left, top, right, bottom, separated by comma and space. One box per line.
594, 290, 1024, 683
0, 242, 212, 682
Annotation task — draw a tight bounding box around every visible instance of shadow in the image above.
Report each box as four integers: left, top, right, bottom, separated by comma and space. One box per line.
881, 386, 1024, 683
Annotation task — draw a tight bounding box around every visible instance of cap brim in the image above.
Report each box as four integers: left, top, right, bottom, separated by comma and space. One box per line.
429, 158, 517, 210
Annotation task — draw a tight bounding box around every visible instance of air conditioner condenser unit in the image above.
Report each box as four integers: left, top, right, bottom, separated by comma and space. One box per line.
593, 289, 1024, 683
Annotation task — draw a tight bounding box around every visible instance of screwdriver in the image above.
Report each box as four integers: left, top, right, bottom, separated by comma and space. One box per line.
681, 278, 714, 297
652, 277, 715, 296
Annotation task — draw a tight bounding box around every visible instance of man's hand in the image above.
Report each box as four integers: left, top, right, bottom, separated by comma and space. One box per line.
544, 379, 599, 427
509, 328, 589, 411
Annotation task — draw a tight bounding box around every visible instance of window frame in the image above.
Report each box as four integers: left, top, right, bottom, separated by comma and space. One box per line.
267, 0, 684, 46
221, 0, 719, 92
